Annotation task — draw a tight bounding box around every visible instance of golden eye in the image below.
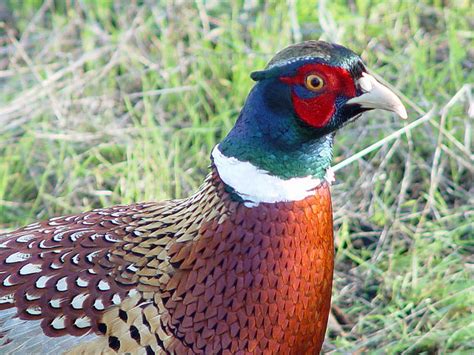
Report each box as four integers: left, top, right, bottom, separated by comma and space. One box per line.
305, 74, 324, 91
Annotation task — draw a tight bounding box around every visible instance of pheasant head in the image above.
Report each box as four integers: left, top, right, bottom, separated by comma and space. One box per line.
214, 40, 406, 206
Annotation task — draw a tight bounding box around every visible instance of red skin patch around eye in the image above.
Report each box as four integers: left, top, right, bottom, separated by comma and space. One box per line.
280, 63, 356, 128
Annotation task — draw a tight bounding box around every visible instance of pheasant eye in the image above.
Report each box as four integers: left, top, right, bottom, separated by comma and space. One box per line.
305, 74, 324, 91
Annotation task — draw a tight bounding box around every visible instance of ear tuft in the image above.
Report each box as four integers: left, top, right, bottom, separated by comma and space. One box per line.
250, 70, 265, 81
250, 67, 282, 81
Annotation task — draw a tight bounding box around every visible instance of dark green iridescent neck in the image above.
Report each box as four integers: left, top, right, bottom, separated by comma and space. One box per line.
219, 135, 333, 180
219, 80, 334, 180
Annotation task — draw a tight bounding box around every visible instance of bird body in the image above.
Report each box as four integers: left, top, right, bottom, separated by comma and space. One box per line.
0, 41, 406, 354
0, 170, 333, 354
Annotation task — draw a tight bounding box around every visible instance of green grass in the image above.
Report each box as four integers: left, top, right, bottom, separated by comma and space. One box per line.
1, 1, 473, 353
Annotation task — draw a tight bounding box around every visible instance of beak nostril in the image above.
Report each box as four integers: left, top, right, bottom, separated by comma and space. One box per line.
346, 73, 407, 119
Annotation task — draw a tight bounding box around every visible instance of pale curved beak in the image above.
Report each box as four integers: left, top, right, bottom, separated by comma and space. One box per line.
346, 72, 408, 119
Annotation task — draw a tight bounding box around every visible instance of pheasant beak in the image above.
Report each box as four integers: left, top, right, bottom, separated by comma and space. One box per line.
346, 72, 407, 119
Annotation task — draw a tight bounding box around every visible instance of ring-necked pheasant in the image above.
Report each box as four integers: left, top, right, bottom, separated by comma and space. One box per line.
0, 41, 406, 354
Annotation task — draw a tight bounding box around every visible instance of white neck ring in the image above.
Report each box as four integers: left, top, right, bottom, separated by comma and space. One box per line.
211, 145, 334, 207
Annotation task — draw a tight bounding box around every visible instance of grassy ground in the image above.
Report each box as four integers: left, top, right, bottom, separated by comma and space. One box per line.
0, 1, 472, 353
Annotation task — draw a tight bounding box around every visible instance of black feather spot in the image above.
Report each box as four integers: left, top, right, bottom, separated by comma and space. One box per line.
108, 336, 120, 351
130, 325, 141, 343
155, 333, 169, 354
169, 260, 182, 268
142, 314, 151, 330
118, 309, 128, 322
145, 345, 155, 355
161, 295, 170, 306
98, 323, 107, 334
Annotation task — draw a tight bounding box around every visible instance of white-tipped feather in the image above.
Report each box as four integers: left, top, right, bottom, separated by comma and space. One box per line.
5, 252, 32, 263
76, 277, 89, 287
15, 234, 36, 243
0, 293, 14, 304
3, 275, 16, 287
93, 299, 105, 310
112, 294, 121, 304
97, 280, 110, 291
36, 275, 54, 288
49, 298, 61, 308
0, 308, 97, 354
25, 293, 41, 301
71, 294, 88, 309
56, 277, 68, 291
19, 263, 42, 275
74, 316, 91, 329
25, 307, 42, 316
51, 316, 66, 330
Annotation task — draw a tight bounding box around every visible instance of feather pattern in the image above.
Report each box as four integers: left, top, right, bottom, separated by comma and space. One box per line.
0, 40, 407, 354
0, 169, 334, 354
0, 202, 156, 337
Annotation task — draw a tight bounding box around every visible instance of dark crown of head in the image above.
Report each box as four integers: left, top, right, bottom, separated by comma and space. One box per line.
251, 40, 366, 81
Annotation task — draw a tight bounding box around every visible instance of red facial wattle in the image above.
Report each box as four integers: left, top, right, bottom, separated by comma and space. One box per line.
280, 63, 356, 128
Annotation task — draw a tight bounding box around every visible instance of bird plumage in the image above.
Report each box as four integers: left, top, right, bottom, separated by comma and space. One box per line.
0, 170, 333, 354
0, 40, 406, 354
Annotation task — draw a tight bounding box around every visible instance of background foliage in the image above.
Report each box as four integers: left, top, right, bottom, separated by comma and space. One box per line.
0, 1, 472, 353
